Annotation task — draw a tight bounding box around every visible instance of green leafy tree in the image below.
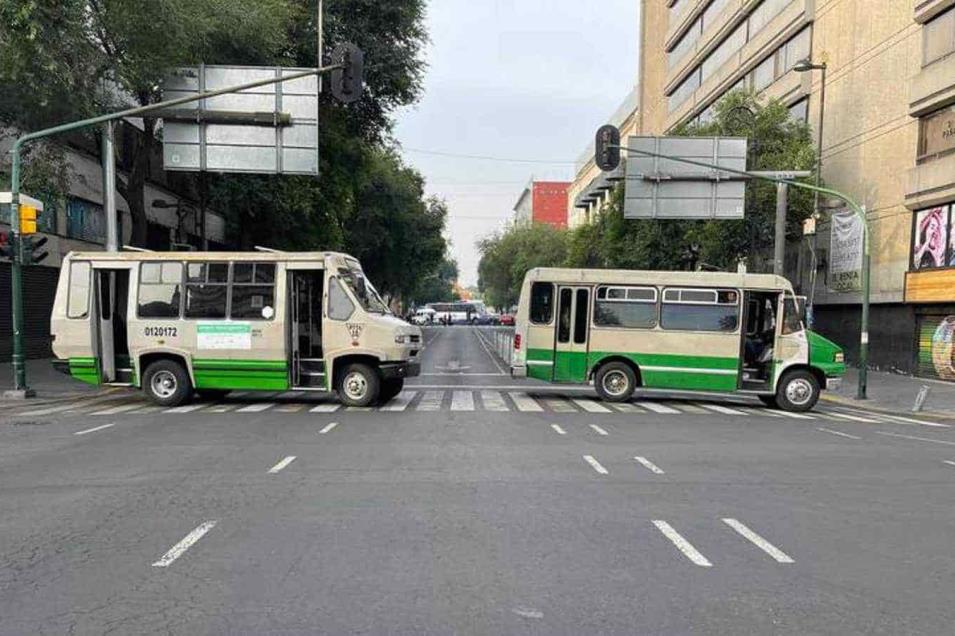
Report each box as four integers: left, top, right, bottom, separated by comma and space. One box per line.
409, 256, 459, 306
477, 223, 570, 310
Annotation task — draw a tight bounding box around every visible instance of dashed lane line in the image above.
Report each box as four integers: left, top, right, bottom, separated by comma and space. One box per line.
268, 456, 297, 474
634, 456, 665, 474
74, 423, 116, 436
652, 520, 712, 567
589, 424, 609, 436
943, 460, 955, 467
583, 455, 609, 475
151, 521, 218, 568
551, 424, 567, 435
817, 427, 861, 440
875, 431, 955, 447
318, 421, 338, 434
722, 518, 794, 564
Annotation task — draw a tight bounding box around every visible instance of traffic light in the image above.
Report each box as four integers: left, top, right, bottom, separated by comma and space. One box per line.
329, 42, 365, 104
595, 124, 621, 172
19, 204, 38, 235
0, 232, 14, 261
22, 235, 49, 265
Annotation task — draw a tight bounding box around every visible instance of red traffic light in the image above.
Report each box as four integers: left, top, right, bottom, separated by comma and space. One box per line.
595, 125, 621, 172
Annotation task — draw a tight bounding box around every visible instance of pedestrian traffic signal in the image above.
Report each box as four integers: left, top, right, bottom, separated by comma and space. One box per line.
329, 43, 365, 104
595, 124, 621, 172
20, 204, 38, 235
22, 235, 49, 265
0, 232, 13, 260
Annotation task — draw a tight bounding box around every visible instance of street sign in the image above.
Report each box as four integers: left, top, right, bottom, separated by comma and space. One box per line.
161, 65, 319, 175
623, 136, 747, 220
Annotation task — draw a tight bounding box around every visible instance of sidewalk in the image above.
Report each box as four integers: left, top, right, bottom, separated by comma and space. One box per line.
0, 358, 103, 404
824, 367, 955, 420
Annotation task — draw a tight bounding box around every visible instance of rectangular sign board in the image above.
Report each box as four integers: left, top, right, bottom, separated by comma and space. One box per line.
623, 136, 747, 220
162, 65, 318, 175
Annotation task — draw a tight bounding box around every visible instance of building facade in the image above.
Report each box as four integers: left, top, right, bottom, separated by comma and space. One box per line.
513, 180, 570, 228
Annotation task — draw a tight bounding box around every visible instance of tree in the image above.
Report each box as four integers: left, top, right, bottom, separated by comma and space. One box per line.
409, 256, 459, 306
477, 223, 570, 310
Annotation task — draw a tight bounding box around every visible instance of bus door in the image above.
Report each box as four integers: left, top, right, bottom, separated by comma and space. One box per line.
553, 286, 591, 382
92, 267, 132, 384
287, 268, 325, 388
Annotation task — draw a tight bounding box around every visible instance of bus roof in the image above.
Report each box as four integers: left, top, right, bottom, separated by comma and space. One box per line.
64, 250, 357, 264
525, 267, 793, 291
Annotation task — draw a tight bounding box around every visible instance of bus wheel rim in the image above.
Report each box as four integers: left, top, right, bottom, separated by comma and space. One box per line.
151, 370, 177, 399
786, 378, 814, 406
343, 372, 368, 401
602, 370, 630, 397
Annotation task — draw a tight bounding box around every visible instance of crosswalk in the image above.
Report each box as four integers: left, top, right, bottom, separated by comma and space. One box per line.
10, 388, 949, 425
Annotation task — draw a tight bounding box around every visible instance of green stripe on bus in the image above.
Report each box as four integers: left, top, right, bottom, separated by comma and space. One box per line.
192, 359, 289, 391
69, 357, 100, 385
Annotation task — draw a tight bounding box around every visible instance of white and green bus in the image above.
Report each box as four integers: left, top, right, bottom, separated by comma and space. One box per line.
510, 268, 846, 412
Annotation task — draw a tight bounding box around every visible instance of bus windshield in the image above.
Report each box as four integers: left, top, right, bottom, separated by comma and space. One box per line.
339, 267, 390, 314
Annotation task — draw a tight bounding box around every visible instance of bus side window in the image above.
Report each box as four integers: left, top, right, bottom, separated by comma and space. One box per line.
68, 261, 91, 319
530, 282, 554, 324
557, 288, 573, 342
782, 296, 803, 335
328, 277, 355, 321
137, 262, 183, 319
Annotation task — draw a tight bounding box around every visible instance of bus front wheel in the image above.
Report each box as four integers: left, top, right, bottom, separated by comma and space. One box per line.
143, 359, 192, 407
775, 369, 819, 412
595, 362, 637, 402
338, 363, 380, 407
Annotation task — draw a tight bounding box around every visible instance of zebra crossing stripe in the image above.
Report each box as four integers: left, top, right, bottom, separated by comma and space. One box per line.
825, 411, 879, 424
417, 391, 444, 411
609, 402, 641, 413
164, 403, 208, 414
636, 401, 681, 414
573, 398, 612, 413
451, 391, 475, 411
480, 391, 508, 412
309, 403, 341, 413
699, 403, 747, 416
275, 404, 307, 412
16, 393, 130, 416
236, 402, 276, 413
91, 402, 146, 416
670, 401, 708, 414
207, 403, 239, 413
775, 410, 815, 420
510, 392, 543, 412
380, 390, 417, 412
544, 398, 576, 413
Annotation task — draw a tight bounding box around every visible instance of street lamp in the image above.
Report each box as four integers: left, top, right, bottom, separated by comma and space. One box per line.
793, 58, 828, 326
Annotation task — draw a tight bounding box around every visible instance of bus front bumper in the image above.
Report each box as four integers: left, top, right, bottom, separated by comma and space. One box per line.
511, 364, 527, 378
380, 361, 420, 380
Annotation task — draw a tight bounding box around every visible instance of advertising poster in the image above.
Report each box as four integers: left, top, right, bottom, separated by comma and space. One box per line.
912, 206, 948, 269
828, 211, 864, 293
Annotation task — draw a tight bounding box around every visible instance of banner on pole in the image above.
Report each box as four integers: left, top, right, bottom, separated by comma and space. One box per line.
829, 210, 863, 292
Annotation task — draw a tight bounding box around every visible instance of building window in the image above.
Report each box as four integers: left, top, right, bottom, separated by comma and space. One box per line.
138, 261, 183, 319
669, 68, 701, 112
918, 105, 955, 162
748, 0, 793, 38
912, 206, 952, 270
669, 19, 702, 70
788, 98, 809, 123
752, 55, 776, 91
66, 198, 106, 243
668, 0, 686, 27
924, 7, 955, 66
184, 262, 229, 319
701, 22, 746, 81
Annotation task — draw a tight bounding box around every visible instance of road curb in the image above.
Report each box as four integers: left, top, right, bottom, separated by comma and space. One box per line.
821, 393, 955, 422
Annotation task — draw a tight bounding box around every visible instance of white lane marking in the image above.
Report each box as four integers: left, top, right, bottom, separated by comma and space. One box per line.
130, 406, 166, 414
876, 431, 955, 447
417, 390, 444, 411
943, 460, 955, 467
652, 520, 712, 567
480, 391, 509, 412
91, 402, 146, 416
634, 456, 665, 474
837, 408, 951, 428
670, 402, 708, 414
609, 401, 641, 413
164, 403, 207, 414
510, 392, 544, 412
699, 403, 747, 415
318, 421, 338, 434
151, 520, 218, 567
825, 411, 879, 424
817, 427, 861, 440
551, 424, 567, 435
544, 398, 577, 413
583, 455, 608, 475
207, 403, 239, 413
589, 424, 609, 436
309, 403, 341, 413
472, 328, 507, 374
16, 394, 129, 416
747, 407, 782, 418
380, 390, 417, 412
450, 391, 475, 411
275, 404, 307, 413
775, 410, 815, 420
722, 518, 794, 563
574, 398, 612, 413
74, 423, 116, 436
236, 402, 275, 413
635, 401, 680, 414
345, 406, 373, 412
268, 456, 297, 474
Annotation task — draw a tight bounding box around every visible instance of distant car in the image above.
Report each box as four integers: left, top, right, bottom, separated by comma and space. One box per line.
411, 308, 435, 325
499, 314, 515, 326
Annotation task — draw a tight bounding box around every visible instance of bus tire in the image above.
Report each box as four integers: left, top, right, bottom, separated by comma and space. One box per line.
775, 369, 819, 412
143, 359, 192, 407
594, 361, 637, 402
379, 378, 404, 403
338, 363, 380, 407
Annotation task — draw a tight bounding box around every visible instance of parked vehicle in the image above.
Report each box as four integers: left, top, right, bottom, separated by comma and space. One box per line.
498, 314, 515, 326
510, 267, 845, 412
426, 301, 490, 325
411, 307, 436, 325
50, 251, 422, 408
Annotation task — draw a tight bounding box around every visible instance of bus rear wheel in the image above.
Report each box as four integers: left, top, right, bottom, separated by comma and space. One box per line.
338, 363, 380, 408
775, 369, 820, 412
595, 362, 637, 402
143, 359, 192, 407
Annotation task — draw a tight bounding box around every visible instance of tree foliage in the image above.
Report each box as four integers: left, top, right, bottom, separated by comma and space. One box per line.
477, 223, 570, 310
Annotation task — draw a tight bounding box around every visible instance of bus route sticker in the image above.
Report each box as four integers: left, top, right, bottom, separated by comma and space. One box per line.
197, 322, 252, 350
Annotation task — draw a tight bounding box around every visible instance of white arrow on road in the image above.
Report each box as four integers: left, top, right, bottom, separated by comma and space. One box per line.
435, 360, 471, 373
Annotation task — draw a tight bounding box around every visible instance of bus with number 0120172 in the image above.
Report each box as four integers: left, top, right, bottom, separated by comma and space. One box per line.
50, 250, 422, 408
510, 268, 846, 412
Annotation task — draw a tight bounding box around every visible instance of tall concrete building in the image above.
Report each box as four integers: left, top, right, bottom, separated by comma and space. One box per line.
573, 0, 955, 378
513, 180, 570, 228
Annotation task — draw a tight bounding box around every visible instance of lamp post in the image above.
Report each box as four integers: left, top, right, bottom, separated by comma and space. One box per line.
793, 58, 828, 327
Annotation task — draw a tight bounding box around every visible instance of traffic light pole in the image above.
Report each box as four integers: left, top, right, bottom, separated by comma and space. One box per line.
611, 143, 870, 400
6, 63, 344, 396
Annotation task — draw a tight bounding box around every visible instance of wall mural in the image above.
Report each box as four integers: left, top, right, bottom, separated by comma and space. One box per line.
919, 315, 955, 380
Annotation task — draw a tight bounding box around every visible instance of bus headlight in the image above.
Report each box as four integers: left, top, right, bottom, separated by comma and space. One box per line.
834, 352, 844, 363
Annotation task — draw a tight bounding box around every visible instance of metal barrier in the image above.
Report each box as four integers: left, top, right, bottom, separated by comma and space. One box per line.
480, 326, 515, 366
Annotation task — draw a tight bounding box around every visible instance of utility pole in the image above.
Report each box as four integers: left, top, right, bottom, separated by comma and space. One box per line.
102, 121, 119, 252
773, 182, 788, 276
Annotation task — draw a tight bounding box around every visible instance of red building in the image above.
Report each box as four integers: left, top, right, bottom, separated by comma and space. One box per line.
513, 180, 569, 228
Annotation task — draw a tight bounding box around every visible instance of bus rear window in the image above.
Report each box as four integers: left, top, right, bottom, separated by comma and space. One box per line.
530, 282, 554, 324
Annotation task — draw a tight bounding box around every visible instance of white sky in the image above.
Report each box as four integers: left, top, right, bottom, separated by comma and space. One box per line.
394, 0, 640, 286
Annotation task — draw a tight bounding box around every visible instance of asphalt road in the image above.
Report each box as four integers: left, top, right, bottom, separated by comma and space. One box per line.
2, 326, 955, 634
